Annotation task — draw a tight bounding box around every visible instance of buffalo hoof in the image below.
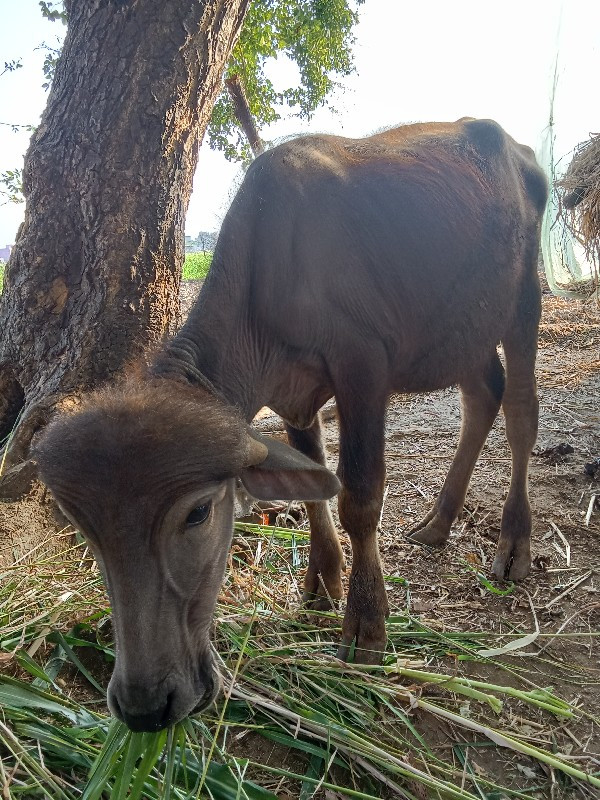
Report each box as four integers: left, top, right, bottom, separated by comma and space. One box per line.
406, 511, 451, 547
336, 574, 389, 664
336, 611, 387, 665
302, 591, 338, 612
492, 536, 531, 581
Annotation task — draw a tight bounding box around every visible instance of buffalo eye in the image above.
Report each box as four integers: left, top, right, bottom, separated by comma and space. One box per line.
185, 502, 212, 527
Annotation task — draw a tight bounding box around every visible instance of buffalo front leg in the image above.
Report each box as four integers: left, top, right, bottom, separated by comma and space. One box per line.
408, 353, 504, 546
335, 392, 389, 664
285, 415, 345, 610
494, 284, 541, 580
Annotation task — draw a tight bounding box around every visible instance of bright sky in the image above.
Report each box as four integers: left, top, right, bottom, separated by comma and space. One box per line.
0, 0, 596, 247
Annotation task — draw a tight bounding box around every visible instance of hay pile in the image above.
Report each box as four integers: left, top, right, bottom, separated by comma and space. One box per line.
558, 132, 600, 263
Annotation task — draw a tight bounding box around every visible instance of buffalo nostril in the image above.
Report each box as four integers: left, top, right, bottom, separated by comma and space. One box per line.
160, 691, 175, 727
108, 688, 124, 721
113, 696, 122, 717
192, 676, 219, 714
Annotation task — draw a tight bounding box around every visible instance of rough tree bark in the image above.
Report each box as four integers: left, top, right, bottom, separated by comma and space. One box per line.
0, 0, 250, 496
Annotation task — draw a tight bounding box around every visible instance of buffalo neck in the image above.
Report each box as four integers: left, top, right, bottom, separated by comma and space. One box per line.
151, 265, 273, 421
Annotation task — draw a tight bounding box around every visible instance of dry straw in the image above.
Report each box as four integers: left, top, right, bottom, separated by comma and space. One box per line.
558, 132, 600, 268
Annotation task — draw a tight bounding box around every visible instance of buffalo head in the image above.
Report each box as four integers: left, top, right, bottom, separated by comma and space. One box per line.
34, 379, 339, 731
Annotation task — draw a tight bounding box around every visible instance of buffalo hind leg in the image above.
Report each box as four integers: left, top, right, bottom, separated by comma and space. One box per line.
409, 352, 505, 546
493, 285, 540, 580
335, 389, 389, 664
285, 415, 345, 611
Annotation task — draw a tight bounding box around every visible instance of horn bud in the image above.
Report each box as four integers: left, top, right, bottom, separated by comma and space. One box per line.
245, 435, 268, 467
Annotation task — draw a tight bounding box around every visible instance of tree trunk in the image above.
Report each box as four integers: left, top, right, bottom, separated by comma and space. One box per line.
0, 0, 250, 492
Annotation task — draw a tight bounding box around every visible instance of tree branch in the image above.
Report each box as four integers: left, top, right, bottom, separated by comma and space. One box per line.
225, 74, 264, 157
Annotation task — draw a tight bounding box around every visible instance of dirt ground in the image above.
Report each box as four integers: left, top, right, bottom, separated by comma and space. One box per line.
1, 281, 599, 796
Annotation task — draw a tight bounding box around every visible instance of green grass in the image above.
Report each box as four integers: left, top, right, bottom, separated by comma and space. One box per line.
183, 252, 212, 280
1, 524, 599, 799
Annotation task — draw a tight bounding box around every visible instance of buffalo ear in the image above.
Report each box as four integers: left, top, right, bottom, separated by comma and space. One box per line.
240, 431, 341, 501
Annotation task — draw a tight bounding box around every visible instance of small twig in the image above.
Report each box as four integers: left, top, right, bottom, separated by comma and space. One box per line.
536, 603, 600, 654
406, 480, 428, 499
378, 484, 390, 528
316, 574, 342, 621
585, 494, 596, 526
460, 746, 469, 790
392, 452, 511, 461
550, 521, 571, 566
544, 571, 593, 610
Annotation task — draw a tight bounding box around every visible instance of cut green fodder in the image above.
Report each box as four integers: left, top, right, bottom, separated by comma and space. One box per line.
1, 524, 599, 799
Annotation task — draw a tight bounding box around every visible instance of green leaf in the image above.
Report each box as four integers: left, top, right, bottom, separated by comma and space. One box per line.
0, 677, 97, 726
47, 630, 107, 695
15, 649, 55, 686
81, 719, 130, 800
300, 753, 326, 800
111, 731, 146, 800
127, 729, 169, 798
204, 761, 279, 800
460, 560, 515, 596
208, 0, 361, 161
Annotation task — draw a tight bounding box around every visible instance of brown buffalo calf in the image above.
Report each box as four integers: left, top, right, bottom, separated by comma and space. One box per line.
36, 118, 547, 731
